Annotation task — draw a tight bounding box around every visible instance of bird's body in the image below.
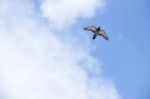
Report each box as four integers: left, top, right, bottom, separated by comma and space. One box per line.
83, 26, 109, 40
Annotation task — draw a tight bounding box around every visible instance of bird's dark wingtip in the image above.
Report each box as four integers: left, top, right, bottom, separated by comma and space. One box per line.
106, 37, 109, 41
83, 27, 86, 30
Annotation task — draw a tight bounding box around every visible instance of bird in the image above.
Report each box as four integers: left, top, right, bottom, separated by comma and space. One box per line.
83, 26, 109, 40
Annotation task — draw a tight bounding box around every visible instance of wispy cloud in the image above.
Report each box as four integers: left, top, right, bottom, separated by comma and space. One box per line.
0, 0, 120, 99
41, 0, 105, 28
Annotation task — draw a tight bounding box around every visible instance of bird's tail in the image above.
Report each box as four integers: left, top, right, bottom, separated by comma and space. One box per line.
92, 34, 97, 39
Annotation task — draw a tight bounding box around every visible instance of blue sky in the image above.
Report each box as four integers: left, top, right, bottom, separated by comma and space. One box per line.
81, 0, 150, 99
0, 0, 149, 99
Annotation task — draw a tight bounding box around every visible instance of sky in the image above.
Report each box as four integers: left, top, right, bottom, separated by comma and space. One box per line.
0, 0, 149, 99
91, 0, 150, 99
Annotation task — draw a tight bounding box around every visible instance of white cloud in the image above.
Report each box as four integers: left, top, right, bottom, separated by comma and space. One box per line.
0, 0, 120, 99
41, 0, 105, 28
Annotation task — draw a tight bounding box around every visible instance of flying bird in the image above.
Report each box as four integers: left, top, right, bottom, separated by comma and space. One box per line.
83, 26, 109, 40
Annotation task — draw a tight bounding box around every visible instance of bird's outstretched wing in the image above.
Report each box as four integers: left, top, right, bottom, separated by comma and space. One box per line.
83, 26, 97, 32
98, 30, 109, 40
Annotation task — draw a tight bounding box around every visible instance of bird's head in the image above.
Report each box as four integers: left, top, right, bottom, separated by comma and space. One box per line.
97, 26, 100, 31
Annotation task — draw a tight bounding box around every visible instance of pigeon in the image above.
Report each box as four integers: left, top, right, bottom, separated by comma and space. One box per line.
83, 26, 109, 40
